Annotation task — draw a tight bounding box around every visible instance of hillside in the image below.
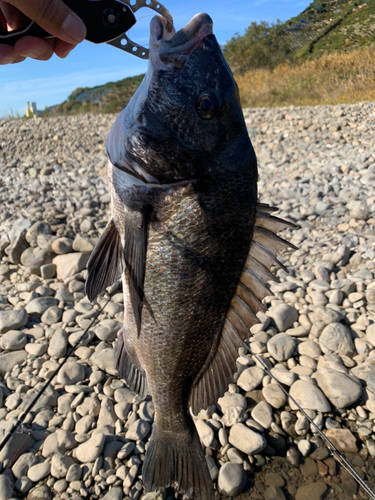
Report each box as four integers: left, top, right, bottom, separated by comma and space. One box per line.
51, 73, 145, 116
289, 0, 375, 57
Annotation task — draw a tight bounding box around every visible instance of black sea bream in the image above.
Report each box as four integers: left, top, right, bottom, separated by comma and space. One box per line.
86, 12, 295, 500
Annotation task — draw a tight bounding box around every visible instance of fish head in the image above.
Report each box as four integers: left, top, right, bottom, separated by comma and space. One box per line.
107, 13, 256, 185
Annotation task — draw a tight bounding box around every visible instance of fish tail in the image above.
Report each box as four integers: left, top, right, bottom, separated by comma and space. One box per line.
142, 422, 214, 500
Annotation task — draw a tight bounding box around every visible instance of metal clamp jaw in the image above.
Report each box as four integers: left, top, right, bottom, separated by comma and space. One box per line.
0, 0, 173, 60
109, 0, 173, 59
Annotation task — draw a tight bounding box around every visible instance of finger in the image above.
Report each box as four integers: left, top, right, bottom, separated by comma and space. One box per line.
54, 39, 76, 59
3, 0, 87, 44
0, 43, 25, 63
13, 35, 54, 60
0, 1, 27, 30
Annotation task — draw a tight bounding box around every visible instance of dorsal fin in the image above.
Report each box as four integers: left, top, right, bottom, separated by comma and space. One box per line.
86, 219, 124, 301
189, 205, 297, 414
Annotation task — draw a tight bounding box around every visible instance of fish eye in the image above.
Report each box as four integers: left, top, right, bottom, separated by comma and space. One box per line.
196, 93, 220, 120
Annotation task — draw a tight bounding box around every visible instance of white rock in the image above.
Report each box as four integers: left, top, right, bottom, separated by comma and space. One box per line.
56, 361, 85, 385
267, 303, 298, 332
90, 348, 119, 376
251, 401, 273, 429
50, 453, 75, 479
195, 419, 215, 448
218, 462, 247, 496
229, 423, 267, 455
0, 330, 27, 350
319, 322, 354, 357
297, 340, 322, 360
25, 297, 57, 315
66, 463, 82, 482
125, 419, 151, 441
267, 333, 297, 361
52, 253, 90, 280
48, 329, 67, 358
0, 309, 28, 333
262, 383, 287, 409
297, 439, 311, 457
76, 432, 105, 463
236, 366, 264, 391
314, 368, 362, 408
101, 487, 123, 500
12, 452, 40, 479
97, 396, 117, 428
0, 350, 27, 376
27, 461, 51, 482
270, 366, 297, 386
42, 429, 76, 458
366, 324, 375, 347
0, 475, 12, 500
206, 455, 219, 482
289, 380, 331, 412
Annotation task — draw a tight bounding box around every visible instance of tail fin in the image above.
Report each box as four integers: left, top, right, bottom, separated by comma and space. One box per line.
142, 424, 214, 500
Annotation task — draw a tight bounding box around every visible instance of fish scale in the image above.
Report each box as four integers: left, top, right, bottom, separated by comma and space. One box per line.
86, 12, 296, 500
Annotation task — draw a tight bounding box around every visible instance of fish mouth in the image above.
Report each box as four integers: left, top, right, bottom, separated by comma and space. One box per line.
149, 13, 213, 72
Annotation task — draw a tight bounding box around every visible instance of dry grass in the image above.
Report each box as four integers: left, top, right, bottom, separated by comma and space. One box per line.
236, 46, 375, 108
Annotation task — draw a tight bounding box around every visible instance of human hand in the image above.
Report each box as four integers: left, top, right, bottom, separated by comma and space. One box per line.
0, 0, 87, 64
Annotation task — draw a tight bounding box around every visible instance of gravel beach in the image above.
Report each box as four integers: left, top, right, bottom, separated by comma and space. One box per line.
0, 101, 374, 500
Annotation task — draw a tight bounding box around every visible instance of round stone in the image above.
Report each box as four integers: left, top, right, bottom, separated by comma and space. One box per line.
218, 462, 247, 496
48, 329, 68, 359
228, 423, 267, 455
0, 475, 12, 500
262, 383, 287, 409
236, 366, 264, 391
76, 433, 105, 463
319, 323, 354, 357
56, 361, 85, 385
267, 333, 297, 361
251, 401, 273, 429
295, 482, 328, 500
314, 368, 362, 408
289, 380, 331, 412
125, 419, 151, 441
27, 461, 51, 482
0, 330, 27, 350
267, 303, 298, 332
0, 309, 28, 334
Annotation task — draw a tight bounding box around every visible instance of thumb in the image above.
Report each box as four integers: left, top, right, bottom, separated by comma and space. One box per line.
6, 0, 87, 43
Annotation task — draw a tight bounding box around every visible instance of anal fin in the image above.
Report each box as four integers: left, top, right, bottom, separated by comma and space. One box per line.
86, 219, 124, 301
114, 328, 148, 398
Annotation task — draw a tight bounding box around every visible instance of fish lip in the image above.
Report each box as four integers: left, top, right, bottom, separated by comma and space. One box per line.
150, 13, 213, 69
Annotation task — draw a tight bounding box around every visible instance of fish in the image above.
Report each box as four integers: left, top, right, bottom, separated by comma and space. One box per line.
85, 11, 296, 500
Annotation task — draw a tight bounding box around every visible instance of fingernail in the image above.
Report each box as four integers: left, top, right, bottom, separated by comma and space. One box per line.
61, 13, 86, 43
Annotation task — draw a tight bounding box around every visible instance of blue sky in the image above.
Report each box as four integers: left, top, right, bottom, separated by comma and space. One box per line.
0, 0, 310, 116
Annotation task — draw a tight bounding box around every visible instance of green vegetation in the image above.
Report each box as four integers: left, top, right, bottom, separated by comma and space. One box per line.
222, 20, 294, 74
224, 0, 375, 71
54, 73, 145, 116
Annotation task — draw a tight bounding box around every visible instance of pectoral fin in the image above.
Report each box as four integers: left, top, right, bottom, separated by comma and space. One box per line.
124, 205, 152, 335
85, 219, 124, 301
